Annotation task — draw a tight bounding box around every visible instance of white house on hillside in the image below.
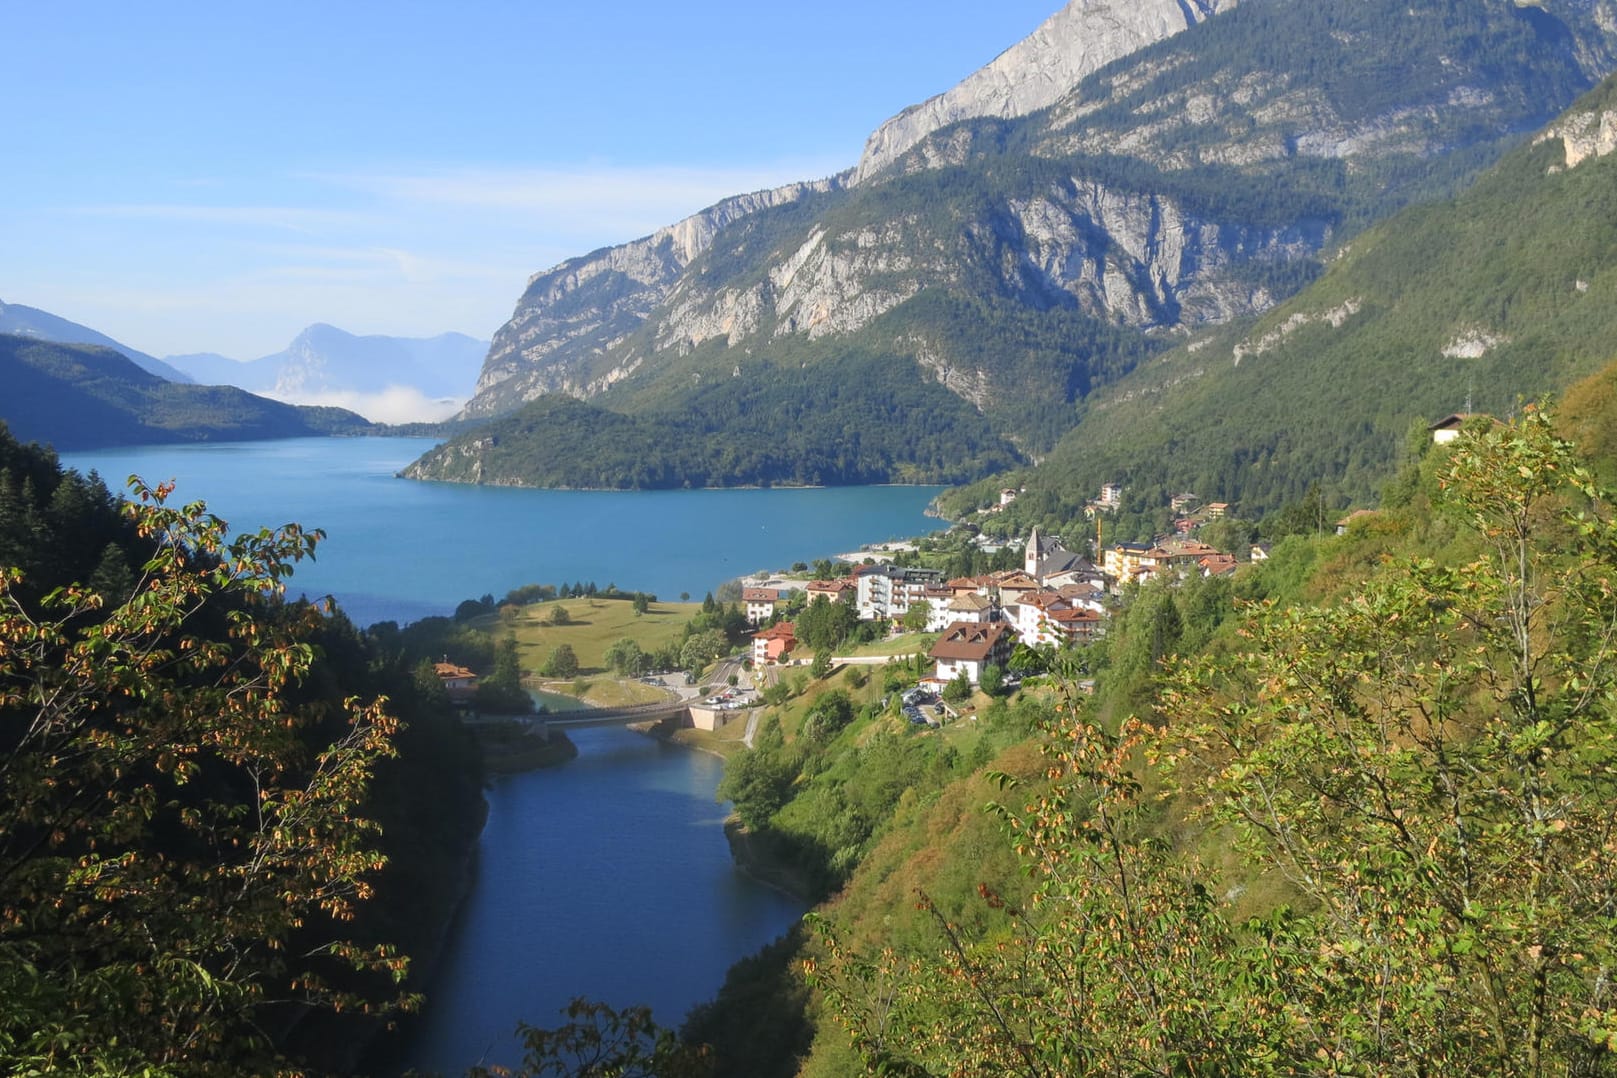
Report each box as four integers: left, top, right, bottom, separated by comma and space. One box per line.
930, 621, 1015, 685
742, 587, 784, 625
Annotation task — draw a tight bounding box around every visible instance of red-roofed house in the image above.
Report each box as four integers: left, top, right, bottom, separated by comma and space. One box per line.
752, 621, 797, 665
1048, 605, 1104, 644
806, 578, 856, 604
434, 661, 478, 702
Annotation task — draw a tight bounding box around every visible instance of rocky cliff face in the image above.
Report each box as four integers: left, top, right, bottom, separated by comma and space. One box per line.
853, 0, 1238, 184
465, 177, 843, 418
433, 0, 1617, 489
636, 180, 1322, 367
1537, 100, 1617, 166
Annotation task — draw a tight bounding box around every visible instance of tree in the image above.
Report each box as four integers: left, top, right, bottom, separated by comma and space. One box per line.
632, 594, 650, 616
680, 629, 729, 673
810, 648, 833, 680
455, 596, 491, 621
0, 481, 407, 1074
603, 637, 647, 676
542, 643, 579, 679
1164, 406, 1617, 1072
478, 635, 532, 713
900, 599, 932, 633
978, 662, 1006, 698
547, 603, 572, 627
801, 690, 855, 744
797, 596, 858, 653
717, 720, 797, 829
941, 671, 972, 703
473, 998, 713, 1078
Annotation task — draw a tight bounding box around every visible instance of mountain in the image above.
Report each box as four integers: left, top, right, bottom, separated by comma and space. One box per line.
166, 325, 488, 424
412, 0, 1617, 491
0, 334, 374, 450
0, 299, 193, 383
852, 0, 1236, 183
939, 70, 1617, 530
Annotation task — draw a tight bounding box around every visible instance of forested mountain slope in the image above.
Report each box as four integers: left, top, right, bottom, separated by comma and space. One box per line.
413, 0, 1617, 490
948, 71, 1617, 529
0, 334, 374, 449
0, 298, 193, 382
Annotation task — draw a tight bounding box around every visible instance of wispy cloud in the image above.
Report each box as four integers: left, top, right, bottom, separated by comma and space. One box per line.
22, 158, 847, 358
67, 203, 367, 233
311, 160, 843, 235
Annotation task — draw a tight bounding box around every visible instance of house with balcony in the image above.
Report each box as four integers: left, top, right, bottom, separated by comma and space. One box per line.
929, 591, 998, 632
742, 587, 784, 625
855, 564, 943, 622
806, 577, 856, 604
930, 621, 1016, 685
752, 621, 797, 665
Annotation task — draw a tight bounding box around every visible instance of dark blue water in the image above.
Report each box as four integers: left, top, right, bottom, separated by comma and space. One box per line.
396, 726, 803, 1074
61, 437, 943, 627
59, 437, 933, 1073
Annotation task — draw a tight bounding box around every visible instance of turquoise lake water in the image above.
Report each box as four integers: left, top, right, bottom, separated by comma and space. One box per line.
62, 437, 944, 628
60, 436, 944, 1073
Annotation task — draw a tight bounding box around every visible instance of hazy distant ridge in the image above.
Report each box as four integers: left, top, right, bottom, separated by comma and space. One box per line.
0, 299, 193, 383
0, 334, 373, 450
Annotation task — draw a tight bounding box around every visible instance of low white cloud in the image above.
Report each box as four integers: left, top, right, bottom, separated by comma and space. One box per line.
270, 386, 467, 425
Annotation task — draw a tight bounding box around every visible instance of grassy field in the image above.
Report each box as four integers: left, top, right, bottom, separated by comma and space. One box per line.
841, 631, 938, 658
497, 597, 700, 677
533, 677, 670, 708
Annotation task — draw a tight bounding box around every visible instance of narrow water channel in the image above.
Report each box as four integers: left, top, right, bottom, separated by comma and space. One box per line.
392, 726, 806, 1075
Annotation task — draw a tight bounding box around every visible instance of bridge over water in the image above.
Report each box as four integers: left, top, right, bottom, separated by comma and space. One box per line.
538, 699, 691, 730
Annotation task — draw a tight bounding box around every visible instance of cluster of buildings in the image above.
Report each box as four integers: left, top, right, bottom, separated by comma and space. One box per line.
744, 507, 1244, 691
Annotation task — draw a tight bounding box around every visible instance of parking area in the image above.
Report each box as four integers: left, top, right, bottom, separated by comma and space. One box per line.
900, 687, 950, 727
702, 685, 757, 712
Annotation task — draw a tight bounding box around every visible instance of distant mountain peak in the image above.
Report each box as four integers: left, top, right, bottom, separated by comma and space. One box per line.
852, 0, 1238, 184
164, 325, 489, 425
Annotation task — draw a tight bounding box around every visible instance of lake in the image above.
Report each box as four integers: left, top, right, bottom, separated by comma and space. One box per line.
61, 437, 945, 627
60, 436, 945, 1073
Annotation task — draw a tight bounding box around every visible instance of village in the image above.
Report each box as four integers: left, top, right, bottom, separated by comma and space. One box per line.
426, 413, 1471, 735
731, 411, 1488, 717
726, 480, 1268, 711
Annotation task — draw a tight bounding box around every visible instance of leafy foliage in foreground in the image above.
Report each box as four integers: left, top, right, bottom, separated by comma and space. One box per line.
0, 482, 407, 1074
469, 998, 713, 1078
0, 427, 485, 1075
810, 409, 1617, 1074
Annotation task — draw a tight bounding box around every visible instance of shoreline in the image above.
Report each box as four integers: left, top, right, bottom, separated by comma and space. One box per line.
722, 818, 819, 905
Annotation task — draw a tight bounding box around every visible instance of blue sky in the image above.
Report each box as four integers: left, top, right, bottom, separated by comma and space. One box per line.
3, 1, 1059, 360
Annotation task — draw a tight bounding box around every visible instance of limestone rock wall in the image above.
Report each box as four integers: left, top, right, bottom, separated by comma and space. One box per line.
852, 0, 1238, 184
